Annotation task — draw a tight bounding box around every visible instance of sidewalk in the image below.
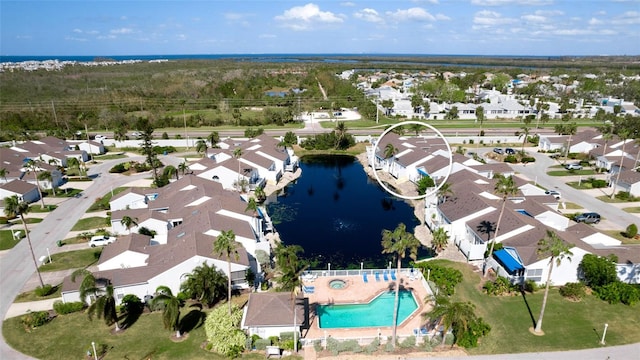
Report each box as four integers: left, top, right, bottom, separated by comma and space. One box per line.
4, 298, 61, 319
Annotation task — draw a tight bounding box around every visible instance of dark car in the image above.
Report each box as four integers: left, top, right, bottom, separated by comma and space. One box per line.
493, 148, 504, 155
505, 148, 516, 155
574, 212, 601, 224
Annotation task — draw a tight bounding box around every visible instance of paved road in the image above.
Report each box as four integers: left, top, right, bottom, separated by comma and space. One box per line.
511, 149, 640, 230
0, 158, 152, 359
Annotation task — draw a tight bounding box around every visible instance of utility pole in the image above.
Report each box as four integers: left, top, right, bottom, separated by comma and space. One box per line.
376, 98, 379, 124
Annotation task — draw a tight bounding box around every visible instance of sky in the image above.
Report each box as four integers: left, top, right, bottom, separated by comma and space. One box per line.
1, 0, 639, 57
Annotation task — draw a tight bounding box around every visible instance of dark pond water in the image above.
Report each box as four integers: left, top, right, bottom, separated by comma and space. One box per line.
266, 155, 427, 269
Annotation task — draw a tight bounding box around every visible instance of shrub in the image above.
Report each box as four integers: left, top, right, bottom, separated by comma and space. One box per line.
384, 338, 395, 352
279, 331, 295, 341
483, 277, 516, 296
0, 217, 8, 224
399, 335, 416, 348
326, 337, 340, 355
21, 311, 51, 331
109, 163, 127, 173
34, 284, 55, 297
521, 156, 536, 163
596, 282, 640, 305
338, 339, 361, 353
204, 304, 246, 357
313, 340, 323, 352
53, 300, 85, 315
579, 254, 618, 288
455, 317, 491, 348
121, 294, 143, 315
364, 337, 379, 354
523, 279, 538, 293
559, 282, 586, 301
414, 263, 463, 296
503, 155, 517, 163
161, 132, 169, 139
625, 223, 638, 238
254, 339, 271, 351
591, 179, 607, 188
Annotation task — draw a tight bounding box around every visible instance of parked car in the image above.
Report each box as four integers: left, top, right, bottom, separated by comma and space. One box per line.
505, 148, 516, 155
549, 153, 561, 159
545, 190, 561, 199
574, 212, 601, 224
88, 235, 116, 247
565, 163, 583, 170
131, 131, 142, 138
94, 135, 107, 141
493, 148, 504, 155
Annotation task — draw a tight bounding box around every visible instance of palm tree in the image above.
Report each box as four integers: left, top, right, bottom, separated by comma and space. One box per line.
436, 182, 453, 204
384, 143, 397, 175
152, 285, 183, 338
334, 121, 347, 149
207, 131, 220, 148
273, 243, 306, 292
534, 230, 573, 335
178, 161, 190, 176
381, 223, 421, 348
0, 167, 8, 182
163, 165, 178, 181
245, 197, 260, 233
180, 262, 227, 308
424, 294, 476, 346
254, 186, 267, 203
598, 124, 613, 172
408, 123, 422, 136
24, 159, 46, 208
485, 174, 518, 276
70, 269, 100, 304
4, 195, 44, 288
475, 106, 485, 151
195, 139, 208, 158
213, 230, 240, 315
611, 129, 630, 199
431, 227, 449, 254
37, 170, 55, 197
233, 148, 243, 192
87, 282, 120, 331
120, 215, 138, 234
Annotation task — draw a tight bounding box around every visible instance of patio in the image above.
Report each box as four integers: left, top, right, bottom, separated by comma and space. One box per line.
300, 268, 435, 344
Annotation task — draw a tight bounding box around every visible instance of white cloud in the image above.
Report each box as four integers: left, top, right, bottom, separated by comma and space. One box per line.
411, 0, 439, 3
386, 7, 437, 22
611, 11, 640, 25
176, 34, 187, 41
471, 0, 553, 5
534, 10, 563, 16
259, 34, 277, 38
65, 36, 87, 42
97, 35, 116, 40
275, 3, 344, 30
110, 28, 133, 35
16, 35, 32, 39
225, 12, 253, 21
435, 14, 451, 21
521, 14, 547, 23
588, 17, 603, 25
354, 8, 384, 23
341, 2, 355, 6
473, 10, 517, 26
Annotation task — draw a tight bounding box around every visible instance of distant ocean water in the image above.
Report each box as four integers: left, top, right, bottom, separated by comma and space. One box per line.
0, 53, 560, 64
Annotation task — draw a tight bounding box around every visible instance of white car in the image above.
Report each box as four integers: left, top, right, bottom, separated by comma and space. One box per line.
88, 235, 116, 247
95, 135, 107, 141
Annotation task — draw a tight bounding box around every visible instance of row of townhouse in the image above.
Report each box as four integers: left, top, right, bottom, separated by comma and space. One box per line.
0, 136, 105, 205
420, 165, 640, 286
539, 129, 640, 197
366, 132, 513, 186
62, 135, 298, 305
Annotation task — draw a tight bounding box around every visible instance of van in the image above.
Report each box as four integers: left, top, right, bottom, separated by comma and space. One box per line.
89, 235, 116, 247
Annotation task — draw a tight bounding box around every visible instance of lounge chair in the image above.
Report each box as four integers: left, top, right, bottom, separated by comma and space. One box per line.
303, 285, 315, 294
383, 271, 389, 281
363, 273, 368, 283
390, 270, 397, 281
375, 272, 381, 282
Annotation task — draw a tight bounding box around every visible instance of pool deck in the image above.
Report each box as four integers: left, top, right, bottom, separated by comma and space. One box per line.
301, 270, 433, 342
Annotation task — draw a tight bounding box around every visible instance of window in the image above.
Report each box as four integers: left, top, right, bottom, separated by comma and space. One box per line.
526, 268, 543, 282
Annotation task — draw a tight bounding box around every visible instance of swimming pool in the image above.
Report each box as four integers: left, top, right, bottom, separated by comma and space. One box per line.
317, 290, 418, 329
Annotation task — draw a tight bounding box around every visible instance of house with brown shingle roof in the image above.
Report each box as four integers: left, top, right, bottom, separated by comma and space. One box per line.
241, 292, 306, 338
611, 169, 640, 197
0, 179, 40, 204
62, 231, 252, 305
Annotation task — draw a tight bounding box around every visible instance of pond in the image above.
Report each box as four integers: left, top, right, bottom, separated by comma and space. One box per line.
267, 155, 427, 269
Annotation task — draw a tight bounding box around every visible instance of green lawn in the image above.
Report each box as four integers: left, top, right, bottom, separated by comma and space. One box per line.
560, 202, 583, 210
596, 195, 640, 203
93, 153, 128, 160
71, 217, 109, 231
87, 187, 128, 212
39, 248, 102, 272
0, 230, 22, 250
622, 207, 640, 213
602, 230, 640, 245
429, 260, 640, 355
547, 169, 597, 176
2, 296, 289, 360
13, 285, 62, 303
566, 181, 606, 190
28, 204, 57, 213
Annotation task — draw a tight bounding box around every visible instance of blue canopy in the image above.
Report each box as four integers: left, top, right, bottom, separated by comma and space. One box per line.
257, 207, 264, 218
418, 168, 429, 176
493, 249, 524, 274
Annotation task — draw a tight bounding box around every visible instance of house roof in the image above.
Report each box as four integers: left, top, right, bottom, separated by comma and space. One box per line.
0, 179, 37, 194
243, 292, 305, 327
98, 233, 151, 265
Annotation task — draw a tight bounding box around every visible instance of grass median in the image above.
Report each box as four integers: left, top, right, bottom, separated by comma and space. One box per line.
38, 248, 102, 272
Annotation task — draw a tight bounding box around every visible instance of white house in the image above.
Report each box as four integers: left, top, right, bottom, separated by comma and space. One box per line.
241, 292, 306, 339
0, 180, 40, 204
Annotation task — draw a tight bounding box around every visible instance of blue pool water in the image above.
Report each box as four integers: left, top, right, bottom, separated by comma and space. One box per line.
318, 290, 418, 329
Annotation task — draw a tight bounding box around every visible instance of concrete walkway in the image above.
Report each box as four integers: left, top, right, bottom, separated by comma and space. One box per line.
5, 298, 62, 319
